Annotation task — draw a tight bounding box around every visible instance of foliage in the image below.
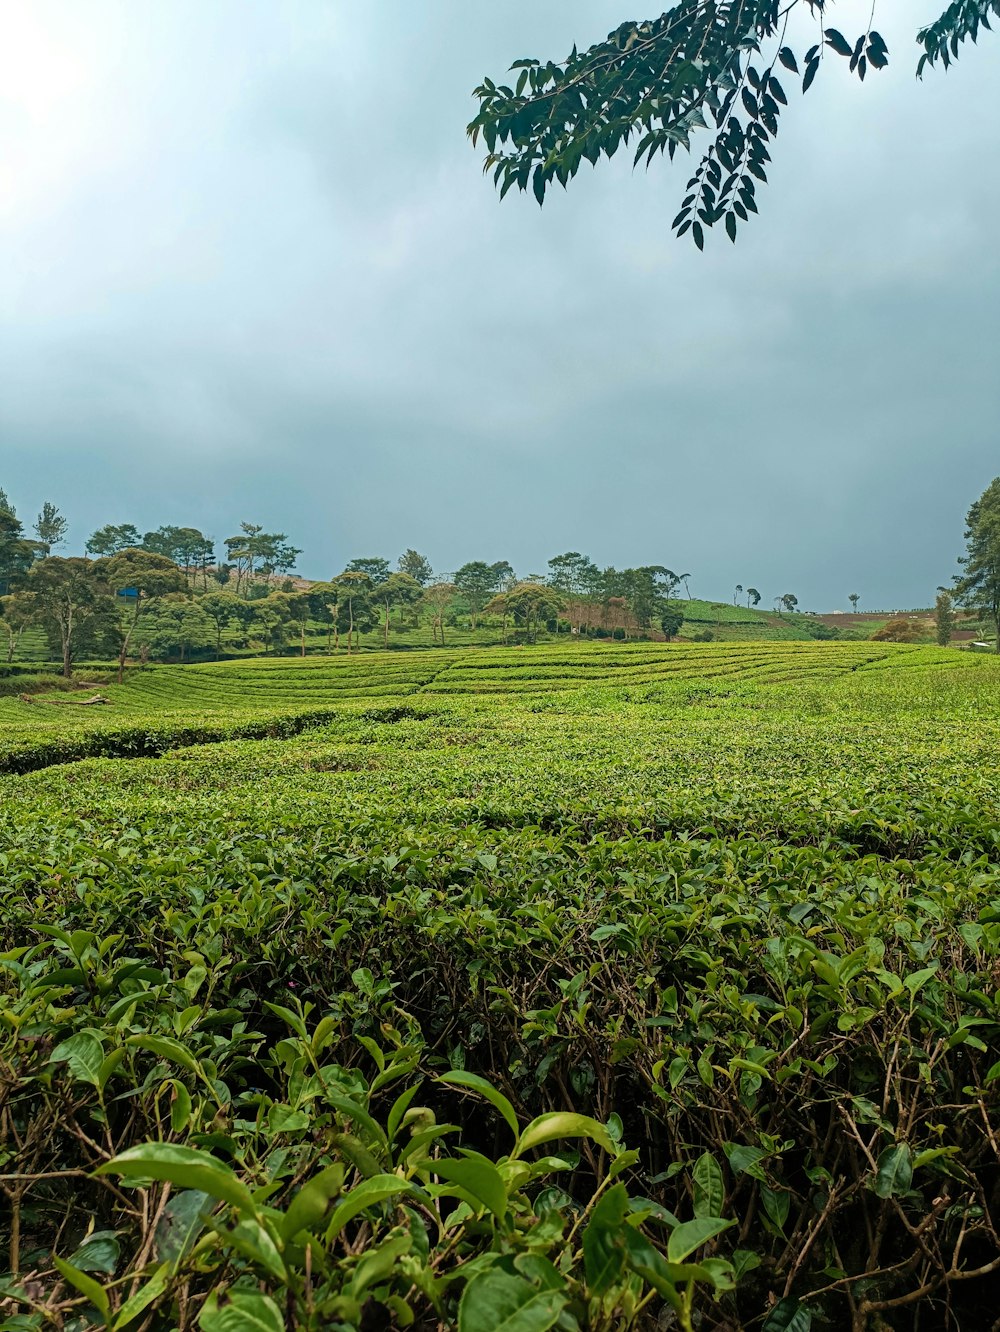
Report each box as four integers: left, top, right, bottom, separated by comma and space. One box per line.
468, 0, 996, 247
397, 550, 434, 585
871, 616, 927, 643
33, 502, 68, 552
18, 556, 118, 678
954, 476, 1000, 653
1, 644, 1000, 1329
934, 591, 956, 646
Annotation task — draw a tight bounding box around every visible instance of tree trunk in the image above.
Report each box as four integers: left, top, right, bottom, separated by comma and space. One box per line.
384, 599, 390, 649
300, 621, 306, 657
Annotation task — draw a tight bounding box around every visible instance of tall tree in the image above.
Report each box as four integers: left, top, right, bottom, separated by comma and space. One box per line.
224, 524, 300, 596
848, 593, 861, 611
397, 550, 433, 585
0, 504, 43, 592
378, 572, 423, 647
420, 582, 457, 646
199, 591, 242, 657
98, 549, 186, 682
22, 557, 116, 678
469, 1, 991, 248
734, 584, 743, 606
486, 582, 565, 644
954, 477, 1000, 653
779, 593, 798, 613
346, 557, 392, 585
934, 591, 956, 647
454, 561, 504, 630
746, 587, 761, 608
86, 524, 142, 557
143, 526, 215, 587
332, 571, 374, 652
34, 502, 68, 551
0, 592, 34, 663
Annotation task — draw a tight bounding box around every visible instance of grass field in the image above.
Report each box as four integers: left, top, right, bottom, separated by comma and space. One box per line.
3, 641, 999, 1330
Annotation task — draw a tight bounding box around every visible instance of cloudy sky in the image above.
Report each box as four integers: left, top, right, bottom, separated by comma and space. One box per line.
1, 1, 997, 609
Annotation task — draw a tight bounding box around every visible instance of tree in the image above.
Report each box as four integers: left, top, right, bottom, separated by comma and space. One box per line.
332, 571, 374, 652
660, 607, 684, 641
397, 550, 433, 585
199, 591, 242, 657
454, 562, 504, 630
378, 572, 423, 647
0, 592, 35, 663
224, 524, 301, 596
86, 524, 142, 557
954, 477, 1000, 653
0, 504, 43, 593
734, 584, 743, 606
346, 557, 391, 586
469, 1, 989, 249
779, 593, 798, 613
848, 593, 861, 612
487, 582, 565, 644
98, 549, 186, 683
22, 557, 117, 678
34, 502, 68, 552
252, 593, 293, 655
144, 526, 215, 588
872, 616, 925, 644
746, 587, 761, 608
934, 591, 956, 646
136, 597, 215, 662
420, 582, 457, 646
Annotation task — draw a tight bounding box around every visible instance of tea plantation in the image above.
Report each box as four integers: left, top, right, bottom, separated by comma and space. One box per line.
3, 642, 999, 1331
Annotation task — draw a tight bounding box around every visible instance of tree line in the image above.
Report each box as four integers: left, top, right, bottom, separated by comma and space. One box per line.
11, 476, 993, 669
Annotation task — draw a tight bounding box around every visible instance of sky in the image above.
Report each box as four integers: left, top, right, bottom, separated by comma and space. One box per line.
1, 1, 997, 611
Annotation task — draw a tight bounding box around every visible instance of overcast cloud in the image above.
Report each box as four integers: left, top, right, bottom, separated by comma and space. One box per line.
1, 0, 997, 609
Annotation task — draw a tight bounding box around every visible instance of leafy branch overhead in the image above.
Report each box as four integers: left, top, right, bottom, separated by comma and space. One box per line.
468, 0, 998, 247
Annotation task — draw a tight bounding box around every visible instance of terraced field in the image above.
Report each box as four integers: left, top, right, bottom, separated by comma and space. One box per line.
0, 640, 936, 771
3, 642, 1000, 1331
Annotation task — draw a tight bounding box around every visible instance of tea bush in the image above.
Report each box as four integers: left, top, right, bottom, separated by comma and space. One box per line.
2, 643, 999, 1330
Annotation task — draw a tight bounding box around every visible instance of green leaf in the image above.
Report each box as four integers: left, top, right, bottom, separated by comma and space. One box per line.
112, 1263, 169, 1330
97, 1143, 255, 1215
692, 1152, 724, 1219
724, 1143, 768, 1180
221, 1219, 287, 1281
280, 1164, 345, 1241
439, 1070, 519, 1141
513, 1112, 614, 1159
53, 1256, 110, 1322
582, 1182, 629, 1294
874, 1144, 913, 1198
50, 1031, 105, 1087
458, 1268, 567, 1332
126, 1034, 200, 1078
763, 1296, 813, 1331
666, 1216, 734, 1263
199, 1290, 285, 1332
168, 1079, 192, 1134
350, 1233, 412, 1296
155, 1189, 210, 1267
325, 1174, 414, 1243
428, 1153, 508, 1219
70, 1230, 120, 1275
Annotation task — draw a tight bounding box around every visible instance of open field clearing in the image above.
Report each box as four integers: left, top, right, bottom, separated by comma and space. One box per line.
3, 643, 1000, 1330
